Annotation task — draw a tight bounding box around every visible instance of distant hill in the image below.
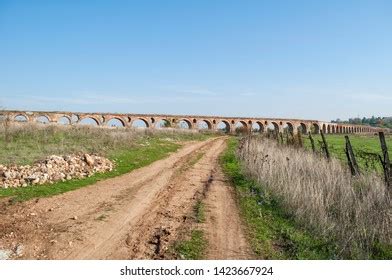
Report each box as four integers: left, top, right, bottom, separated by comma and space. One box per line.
331, 116, 392, 129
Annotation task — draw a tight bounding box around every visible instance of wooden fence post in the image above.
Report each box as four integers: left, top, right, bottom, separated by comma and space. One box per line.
320, 131, 330, 160
345, 136, 360, 176
308, 132, 316, 153
378, 132, 391, 188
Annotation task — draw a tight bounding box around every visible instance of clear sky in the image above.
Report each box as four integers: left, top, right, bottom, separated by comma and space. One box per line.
0, 0, 391, 121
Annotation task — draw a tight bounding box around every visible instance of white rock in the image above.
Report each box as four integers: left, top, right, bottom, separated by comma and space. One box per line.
0, 249, 13, 260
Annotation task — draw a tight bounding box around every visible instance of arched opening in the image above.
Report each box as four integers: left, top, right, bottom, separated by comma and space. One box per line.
58, 116, 71, 125
197, 120, 212, 130
71, 114, 79, 124
327, 125, 331, 134
177, 119, 192, 129
298, 123, 307, 134
14, 115, 28, 122
217, 120, 231, 133
155, 119, 171, 129
107, 118, 125, 127
311, 123, 320, 134
283, 122, 294, 134
252, 121, 264, 133
80, 117, 99, 126
235, 121, 248, 134
266, 122, 279, 134
332, 126, 336, 134
322, 124, 327, 134
36, 115, 50, 124
132, 118, 149, 128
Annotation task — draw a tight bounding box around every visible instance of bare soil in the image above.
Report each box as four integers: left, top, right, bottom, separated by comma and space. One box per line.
0, 137, 253, 260
202, 166, 254, 259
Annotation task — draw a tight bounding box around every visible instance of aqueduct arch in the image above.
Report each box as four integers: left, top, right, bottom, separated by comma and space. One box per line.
0, 110, 385, 135
132, 118, 150, 128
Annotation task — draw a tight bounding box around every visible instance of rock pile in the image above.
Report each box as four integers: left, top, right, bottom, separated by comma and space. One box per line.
0, 154, 113, 188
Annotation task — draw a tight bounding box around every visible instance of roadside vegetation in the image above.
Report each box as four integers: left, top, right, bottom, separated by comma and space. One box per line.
0, 123, 212, 165
222, 137, 391, 259
172, 199, 207, 260
173, 230, 207, 260
303, 134, 392, 173
0, 123, 213, 201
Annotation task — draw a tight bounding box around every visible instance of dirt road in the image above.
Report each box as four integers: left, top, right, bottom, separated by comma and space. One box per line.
0, 137, 253, 260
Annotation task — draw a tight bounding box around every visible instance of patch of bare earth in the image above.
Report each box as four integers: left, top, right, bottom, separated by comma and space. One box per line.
201, 165, 254, 259
0, 137, 253, 260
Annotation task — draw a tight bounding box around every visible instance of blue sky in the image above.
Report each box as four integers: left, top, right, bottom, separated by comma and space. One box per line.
0, 0, 391, 121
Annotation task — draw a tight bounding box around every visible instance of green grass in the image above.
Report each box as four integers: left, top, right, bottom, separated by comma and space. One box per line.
174, 230, 207, 260
173, 194, 207, 259
0, 125, 212, 166
0, 137, 182, 201
0, 124, 215, 201
194, 200, 205, 223
221, 137, 338, 259
303, 134, 392, 172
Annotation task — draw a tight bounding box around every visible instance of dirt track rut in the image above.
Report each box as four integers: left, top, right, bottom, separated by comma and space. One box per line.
0, 137, 253, 259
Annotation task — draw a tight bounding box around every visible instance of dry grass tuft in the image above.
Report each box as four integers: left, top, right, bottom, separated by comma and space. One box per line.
238, 135, 391, 259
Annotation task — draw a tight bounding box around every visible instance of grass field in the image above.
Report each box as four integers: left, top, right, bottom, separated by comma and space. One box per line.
232, 136, 391, 259
303, 134, 392, 172
221, 138, 339, 259
0, 124, 213, 201
0, 124, 212, 165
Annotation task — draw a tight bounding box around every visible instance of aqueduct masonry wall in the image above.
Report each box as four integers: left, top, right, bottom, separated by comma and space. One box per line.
0, 110, 387, 135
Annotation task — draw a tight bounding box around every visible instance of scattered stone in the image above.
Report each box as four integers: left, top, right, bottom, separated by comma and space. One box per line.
84, 154, 95, 166
4, 171, 12, 179
0, 249, 13, 260
0, 154, 113, 189
15, 244, 24, 256
72, 216, 78, 220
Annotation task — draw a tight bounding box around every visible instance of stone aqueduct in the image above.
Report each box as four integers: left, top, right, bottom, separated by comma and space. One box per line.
0, 110, 385, 134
